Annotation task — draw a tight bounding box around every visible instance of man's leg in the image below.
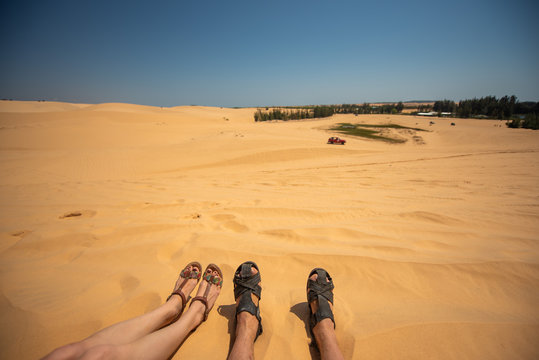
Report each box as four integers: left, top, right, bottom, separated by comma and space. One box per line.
308, 272, 344, 360
228, 265, 260, 360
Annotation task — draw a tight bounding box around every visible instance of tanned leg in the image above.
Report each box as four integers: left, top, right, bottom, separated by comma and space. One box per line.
228, 266, 260, 360
309, 272, 344, 360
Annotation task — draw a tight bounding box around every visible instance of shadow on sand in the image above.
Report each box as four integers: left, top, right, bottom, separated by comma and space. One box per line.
217, 303, 237, 358
290, 302, 320, 360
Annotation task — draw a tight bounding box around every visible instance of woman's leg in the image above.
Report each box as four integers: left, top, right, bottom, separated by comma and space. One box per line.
42, 263, 201, 360
114, 265, 222, 360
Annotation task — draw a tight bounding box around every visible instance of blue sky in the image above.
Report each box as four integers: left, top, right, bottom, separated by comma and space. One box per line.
1, 0, 538, 107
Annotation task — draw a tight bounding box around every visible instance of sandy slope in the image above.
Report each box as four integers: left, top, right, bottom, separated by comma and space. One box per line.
0, 101, 538, 359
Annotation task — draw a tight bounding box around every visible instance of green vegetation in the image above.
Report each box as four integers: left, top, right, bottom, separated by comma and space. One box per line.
253, 102, 406, 121
330, 102, 404, 115
507, 113, 539, 130
345, 123, 425, 131
330, 123, 426, 143
253, 95, 538, 130
432, 96, 539, 129
253, 106, 334, 121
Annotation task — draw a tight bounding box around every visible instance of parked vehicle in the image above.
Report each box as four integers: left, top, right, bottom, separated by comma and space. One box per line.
327, 136, 346, 145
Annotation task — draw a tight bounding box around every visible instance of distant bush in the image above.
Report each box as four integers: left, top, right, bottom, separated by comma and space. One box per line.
507, 113, 539, 130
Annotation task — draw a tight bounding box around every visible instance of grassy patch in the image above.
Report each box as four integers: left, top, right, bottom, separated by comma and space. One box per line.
330, 123, 426, 143
348, 123, 426, 131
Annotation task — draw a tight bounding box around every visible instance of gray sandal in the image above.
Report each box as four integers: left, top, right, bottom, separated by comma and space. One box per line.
307, 268, 335, 347
233, 261, 263, 340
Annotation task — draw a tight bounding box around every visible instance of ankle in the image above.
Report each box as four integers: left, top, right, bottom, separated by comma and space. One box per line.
313, 318, 337, 345
188, 300, 207, 324
165, 296, 184, 316
313, 317, 334, 331
235, 312, 258, 339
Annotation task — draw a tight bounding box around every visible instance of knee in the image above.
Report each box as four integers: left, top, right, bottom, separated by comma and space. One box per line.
43, 342, 85, 359
80, 344, 120, 360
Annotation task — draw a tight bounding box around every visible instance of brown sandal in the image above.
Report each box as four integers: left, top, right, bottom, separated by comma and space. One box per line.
190, 263, 223, 321
167, 261, 202, 316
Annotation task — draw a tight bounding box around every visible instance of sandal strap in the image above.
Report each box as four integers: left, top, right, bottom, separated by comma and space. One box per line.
181, 267, 201, 280
191, 295, 210, 320
309, 293, 335, 329
166, 290, 188, 316
307, 268, 334, 304
234, 262, 262, 299
204, 273, 223, 287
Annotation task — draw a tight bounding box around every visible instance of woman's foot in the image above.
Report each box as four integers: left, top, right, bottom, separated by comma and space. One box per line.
189, 264, 223, 325
167, 262, 202, 315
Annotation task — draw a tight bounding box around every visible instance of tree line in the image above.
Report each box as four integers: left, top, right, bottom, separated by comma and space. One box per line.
432, 96, 538, 129
254, 102, 406, 121
253, 106, 335, 122
253, 96, 538, 130
433, 96, 538, 118
332, 102, 404, 114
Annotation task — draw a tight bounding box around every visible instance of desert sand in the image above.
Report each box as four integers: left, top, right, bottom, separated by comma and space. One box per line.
0, 100, 538, 359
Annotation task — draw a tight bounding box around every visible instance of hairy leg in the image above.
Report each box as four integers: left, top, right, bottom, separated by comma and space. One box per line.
228, 266, 260, 360
309, 273, 344, 360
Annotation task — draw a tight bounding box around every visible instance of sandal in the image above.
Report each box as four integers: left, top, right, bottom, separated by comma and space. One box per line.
233, 261, 263, 340
167, 261, 202, 316
307, 268, 335, 346
191, 263, 223, 321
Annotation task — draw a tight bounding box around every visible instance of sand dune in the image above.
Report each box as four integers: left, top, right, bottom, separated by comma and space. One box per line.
1, 100, 538, 359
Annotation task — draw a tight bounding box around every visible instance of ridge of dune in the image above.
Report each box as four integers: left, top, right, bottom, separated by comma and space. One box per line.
0, 100, 89, 113
0, 101, 538, 359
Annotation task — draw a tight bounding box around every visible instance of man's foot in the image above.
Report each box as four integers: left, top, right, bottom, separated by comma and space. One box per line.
234, 264, 261, 341
308, 271, 334, 331
307, 268, 344, 360
190, 264, 223, 324
167, 262, 202, 314
228, 262, 261, 360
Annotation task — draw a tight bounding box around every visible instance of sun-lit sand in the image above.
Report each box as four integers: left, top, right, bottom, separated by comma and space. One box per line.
1, 100, 538, 359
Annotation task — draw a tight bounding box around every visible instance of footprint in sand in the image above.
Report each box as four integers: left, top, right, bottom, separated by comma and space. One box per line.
211, 214, 249, 233
59, 210, 96, 219
120, 275, 141, 294
184, 213, 201, 220
10, 230, 31, 237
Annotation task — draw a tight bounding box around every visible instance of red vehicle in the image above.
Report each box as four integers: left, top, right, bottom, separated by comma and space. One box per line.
327, 136, 346, 145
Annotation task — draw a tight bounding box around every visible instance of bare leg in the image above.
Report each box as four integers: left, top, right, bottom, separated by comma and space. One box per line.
69, 294, 214, 360
309, 273, 344, 360
115, 265, 222, 360
228, 266, 260, 360
42, 264, 201, 360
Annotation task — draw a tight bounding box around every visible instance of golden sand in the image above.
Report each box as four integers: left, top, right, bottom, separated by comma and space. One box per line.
1, 101, 538, 359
